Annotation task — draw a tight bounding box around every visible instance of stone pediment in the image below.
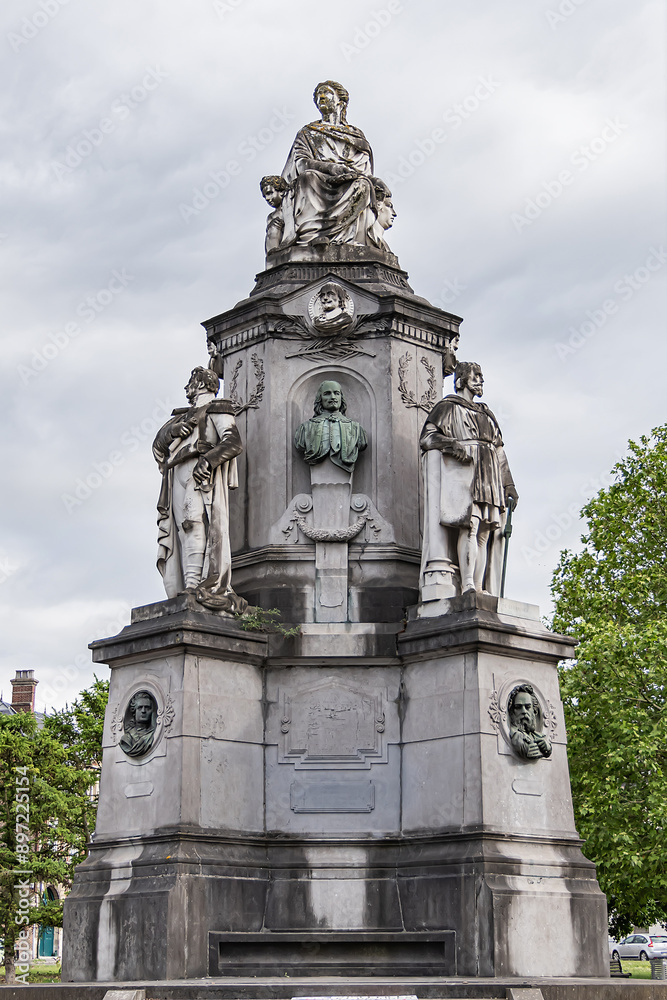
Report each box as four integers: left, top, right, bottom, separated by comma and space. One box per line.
279, 272, 380, 324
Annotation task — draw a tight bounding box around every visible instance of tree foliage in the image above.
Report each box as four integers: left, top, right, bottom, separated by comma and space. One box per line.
0, 677, 108, 982
551, 425, 667, 936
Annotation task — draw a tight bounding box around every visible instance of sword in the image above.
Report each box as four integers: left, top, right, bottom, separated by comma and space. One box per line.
500, 496, 516, 598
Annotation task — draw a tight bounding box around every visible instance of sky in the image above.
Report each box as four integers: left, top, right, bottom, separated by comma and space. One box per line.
1, 0, 665, 712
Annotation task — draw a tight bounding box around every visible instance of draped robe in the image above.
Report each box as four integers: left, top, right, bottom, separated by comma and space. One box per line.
279, 121, 377, 247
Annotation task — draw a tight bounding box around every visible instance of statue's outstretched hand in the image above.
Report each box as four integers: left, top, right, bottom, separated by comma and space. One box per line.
505, 485, 519, 509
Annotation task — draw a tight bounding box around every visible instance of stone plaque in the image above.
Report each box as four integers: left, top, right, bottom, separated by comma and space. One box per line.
290, 780, 375, 813
511, 778, 543, 797
279, 678, 387, 769
124, 781, 154, 799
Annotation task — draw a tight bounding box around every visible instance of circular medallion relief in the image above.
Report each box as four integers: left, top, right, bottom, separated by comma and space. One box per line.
119, 690, 159, 758
307, 281, 354, 335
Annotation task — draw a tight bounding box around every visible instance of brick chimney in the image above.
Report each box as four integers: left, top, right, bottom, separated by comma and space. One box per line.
10, 670, 38, 713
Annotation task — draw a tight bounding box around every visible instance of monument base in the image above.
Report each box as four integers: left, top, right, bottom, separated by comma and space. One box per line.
62, 596, 608, 982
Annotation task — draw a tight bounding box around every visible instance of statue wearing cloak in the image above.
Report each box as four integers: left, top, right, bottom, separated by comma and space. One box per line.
419, 361, 517, 599
274, 81, 388, 249
420, 394, 514, 529
152, 368, 246, 613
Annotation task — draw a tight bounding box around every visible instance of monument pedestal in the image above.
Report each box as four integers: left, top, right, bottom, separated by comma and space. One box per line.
63, 594, 607, 981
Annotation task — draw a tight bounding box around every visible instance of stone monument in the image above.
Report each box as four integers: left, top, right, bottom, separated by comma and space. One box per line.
62, 82, 608, 983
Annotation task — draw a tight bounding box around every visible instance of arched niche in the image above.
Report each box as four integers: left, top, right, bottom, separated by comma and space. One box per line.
288, 367, 376, 503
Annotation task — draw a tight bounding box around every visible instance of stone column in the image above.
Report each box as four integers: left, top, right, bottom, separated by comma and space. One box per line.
310, 459, 352, 622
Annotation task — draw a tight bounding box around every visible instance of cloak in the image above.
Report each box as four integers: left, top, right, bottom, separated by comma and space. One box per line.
294, 412, 367, 473
420, 394, 515, 526
153, 400, 244, 610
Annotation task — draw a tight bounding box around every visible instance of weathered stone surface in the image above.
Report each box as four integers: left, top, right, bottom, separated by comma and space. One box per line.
64, 602, 606, 982
266, 81, 395, 260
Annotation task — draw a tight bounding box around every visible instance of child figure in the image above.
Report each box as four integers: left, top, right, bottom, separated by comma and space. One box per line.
260, 175, 288, 255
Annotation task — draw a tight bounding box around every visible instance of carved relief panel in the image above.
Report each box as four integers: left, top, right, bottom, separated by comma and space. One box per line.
278, 677, 388, 770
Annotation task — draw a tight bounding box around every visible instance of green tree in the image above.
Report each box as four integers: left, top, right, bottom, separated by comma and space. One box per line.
42, 677, 108, 849
551, 425, 667, 936
0, 677, 108, 983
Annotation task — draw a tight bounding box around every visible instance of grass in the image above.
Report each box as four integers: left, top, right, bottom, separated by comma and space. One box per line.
619, 960, 654, 980
0, 962, 62, 984
0, 958, 661, 983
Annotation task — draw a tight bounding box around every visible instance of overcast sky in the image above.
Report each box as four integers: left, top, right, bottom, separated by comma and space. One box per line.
1, 0, 665, 712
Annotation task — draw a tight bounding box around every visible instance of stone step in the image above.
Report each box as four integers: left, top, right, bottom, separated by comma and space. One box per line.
0, 980, 656, 1000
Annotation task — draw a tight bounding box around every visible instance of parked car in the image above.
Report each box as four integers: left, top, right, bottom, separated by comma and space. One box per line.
611, 934, 667, 961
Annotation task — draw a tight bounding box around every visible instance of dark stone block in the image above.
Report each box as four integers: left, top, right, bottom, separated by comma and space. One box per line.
208, 930, 456, 976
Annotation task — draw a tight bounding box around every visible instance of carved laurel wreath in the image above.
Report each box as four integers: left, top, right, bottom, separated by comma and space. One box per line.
228, 353, 265, 414
488, 689, 504, 732
294, 514, 368, 543
272, 314, 388, 362
397, 353, 438, 412
109, 703, 122, 744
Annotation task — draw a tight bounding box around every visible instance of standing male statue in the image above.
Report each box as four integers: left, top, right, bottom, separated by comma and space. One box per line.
294, 380, 367, 474
277, 81, 390, 249
419, 361, 518, 599
152, 367, 247, 613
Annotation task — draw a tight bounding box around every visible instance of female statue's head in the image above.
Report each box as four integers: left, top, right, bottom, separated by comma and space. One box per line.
313, 80, 349, 123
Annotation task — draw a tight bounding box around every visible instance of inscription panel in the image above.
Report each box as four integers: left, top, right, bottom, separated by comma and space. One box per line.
290, 779, 375, 813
